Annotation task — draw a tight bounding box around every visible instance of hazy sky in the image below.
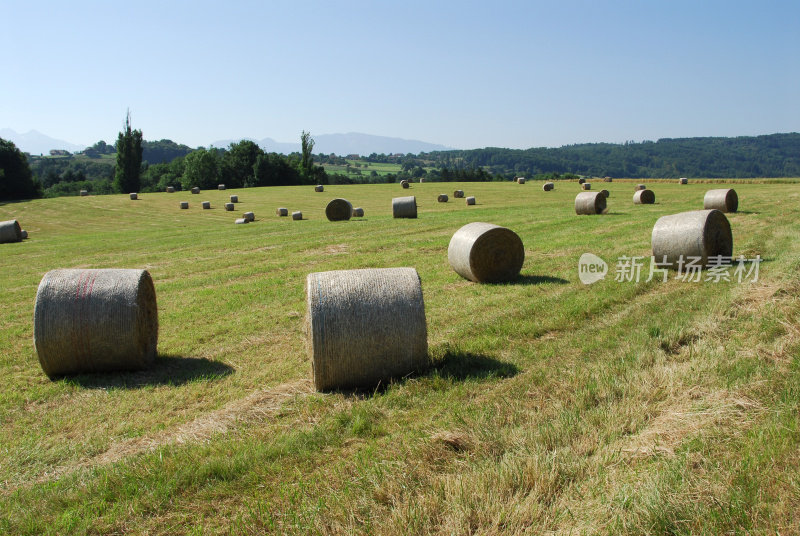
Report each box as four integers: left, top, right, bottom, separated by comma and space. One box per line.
2, 0, 798, 149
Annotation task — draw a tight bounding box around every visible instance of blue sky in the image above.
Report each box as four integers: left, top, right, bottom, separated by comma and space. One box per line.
2, 0, 798, 149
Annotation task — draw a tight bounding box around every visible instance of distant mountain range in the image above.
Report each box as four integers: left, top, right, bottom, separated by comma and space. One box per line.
1, 128, 453, 156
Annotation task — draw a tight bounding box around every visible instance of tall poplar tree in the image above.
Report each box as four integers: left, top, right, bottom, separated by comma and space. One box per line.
114, 110, 143, 193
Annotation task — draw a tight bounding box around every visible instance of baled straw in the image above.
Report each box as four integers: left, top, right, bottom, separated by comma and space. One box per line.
33, 269, 158, 378
703, 189, 738, 213
438, 194, 449, 202
326, 198, 353, 221
276, 207, 289, 216
542, 182, 554, 191
244, 211, 255, 222
166, 186, 175, 193
453, 190, 464, 198
392, 196, 417, 218
0, 220, 23, 243
202, 201, 211, 209
314, 185, 324, 192
419, 178, 426, 183
235, 218, 248, 224
578, 178, 586, 184
230, 195, 238, 203
191, 187, 200, 194
352, 207, 365, 217
401, 180, 410, 189
80, 190, 88, 196
679, 178, 688, 184
292, 211, 303, 220
448, 222, 524, 283
517, 177, 525, 184
466, 196, 476, 205
129, 193, 138, 200
21, 230, 28, 239
180, 201, 189, 209
575, 191, 607, 215
600, 189, 610, 198
218, 184, 226, 190
604, 177, 613, 182
582, 183, 592, 190
651, 209, 732, 268
636, 184, 646, 190
225, 203, 234, 211
633, 189, 655, 204
306, 267, 428, 391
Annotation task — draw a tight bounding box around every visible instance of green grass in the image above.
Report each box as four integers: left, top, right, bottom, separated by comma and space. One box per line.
1, 179, 799, 534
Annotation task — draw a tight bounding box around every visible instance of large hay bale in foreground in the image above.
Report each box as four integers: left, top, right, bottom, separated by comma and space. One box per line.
453, 190, 464, 198
325, 198, 353, 221
33, 269, 158, 378
166, 186, 175, 193
191, 187, 200, 194
466, 196, 476, 205
180, 201, 189, 209
276, 207, 288, 217
230, 195, 238, 203
633, 189, 655, 204
448, 222, 524, 283
314, 185, 324, 192
437, 194, 449, 202
292, 211, 303, 220
393, 196, 417, 218
575, 191, 607, 215
0, 220, 23, 243
225, 203, 235, 211
243, 211, 255, 222
352, 207, 364, 217
679, 178, 688, 184
651, 209, 732, 267
703, 188, 738, 213
129, 193, 138, 200
202, 201, 211, 209
306, 267, 428, 391
542, 182, 554, 191
582, 183, 592, 190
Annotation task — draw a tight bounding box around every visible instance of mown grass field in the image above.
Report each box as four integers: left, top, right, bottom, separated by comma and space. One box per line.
1, 179, 799, 534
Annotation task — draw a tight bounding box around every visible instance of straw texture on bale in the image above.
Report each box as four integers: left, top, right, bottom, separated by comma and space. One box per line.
466, 196, 476, 205
448, 222, 524, 283
392, 196, 417, 218
325, 198, 353, 221
517, 178, 525, 184
235, 218, 248, 224
80, 190, 88, 196
244, 211, 255, 222
401, 180, 410, 189
651, 209, 733, 268
582, 183, 592, 190
578, 178, 586, 184
680, 178, 688, 184
21, 230, 28, 239
292, 211, 303, 220
703, 188, 738, 213
218, 184, 226, 190
543, 182, 554, 191
276, 207, 289, 216
600, 189, 610, 198
225, 203, 235, 211
437, 194, 449, 202
191, 187, 200, 194
166, 186, 175, 193
202, 201, 211, 209
574, 191, 607, 215
352, 207, 364, 217
306, 267, 428, 391
636, 184, 646, 191
180, 202, 189, 209
230, 195, 238, 203
129, 193, 138, 200
453, 190, 464, 198
314, 185, 324, 192
33, 269, 158, 378
633, 189, 656, 204
0, 220, 23, 243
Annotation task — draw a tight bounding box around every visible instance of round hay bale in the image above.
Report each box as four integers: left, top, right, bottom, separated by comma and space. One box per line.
276, 207, 289, 217
166, 186, 175, 193
578, 178, 586, 184
129, 193, 138, 200
437, 194, 449, 202
636, 184, 646, 191
191, 187, 200, 194
180, 201, 189, 209
218, 184, 226, 190
33, 269, 158, 378
651, 209, 732, 267
679, 177, 688, 184
392, 196, 417, 218
542, 182, 554, 191
235, 218, 248, 224
448, 222, 524, 283
0, 220, 23, 243
517, 177, 526, 184
466, 196, 476, 205
202, 201, 211, 209
575, 191, 607, 215
582, 183, 592, 190
600, 189, 610, 198
453, 190, 464, 198
419, 178, 425, 183
352, 207, 364, 217
230, 195, 238, 203
80, 190, 88, 196
225, 203, 235, 211
314, 185, 324, 192
633, 189, 656, 204
244, 211, 255, 222
306, 267, 428, 391
326, 198, 353, 221
604, 177, 613, 182
401, 180, 410, 189
292, 211, 303, 220
703, 188, 738, 213
21, 230, 28, 239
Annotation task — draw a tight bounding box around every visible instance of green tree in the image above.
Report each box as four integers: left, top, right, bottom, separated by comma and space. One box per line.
114, 111, 143, 193
221, 140, 262, 188
0, 137, 41, 200
181, 148, 220, 190
300, 130, 315, 183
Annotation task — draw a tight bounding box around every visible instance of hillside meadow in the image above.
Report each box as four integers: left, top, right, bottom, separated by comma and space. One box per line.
1, 179, 799, 534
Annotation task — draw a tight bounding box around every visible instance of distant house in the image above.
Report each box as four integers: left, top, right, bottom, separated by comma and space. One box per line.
49, 149, 71, 156
346, 154, 360, 160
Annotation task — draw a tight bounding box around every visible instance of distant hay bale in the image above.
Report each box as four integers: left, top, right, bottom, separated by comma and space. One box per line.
292, 211, 303, 220
326, 198, 353, 221
438, 194, 449, 202
419, 178, 426, 183
21, 230, 28, 239
276, 207, 289, 217
517, 177, 526, 184
633, 189, 656, 204
218, 184, 226, 190
703, 188, 738, 213
225, 203, 235, 211
352, 207, 364, 217
542, 182, 554, 191
244, 211, 255, 222
636, 184, 646, 191
306, 267, 428, 391
401, 180, 410, 189
33, 268, 158, 378
578, 178, 586, 184
235, 218, 248, 224
180, 201, 189, 209
448, 222, 524, 283
80, 190, 88, 196
202, 201, 211, 209
604, 177, 613, 182
582, 183, 592, 190
600, 189, 610, 198
651, 209, 732, 267
191, 187, 200, 194
0, 220, 23, 243
315, 185, 324, 192
575, 191, 607, 215
392, 196, 417, 218
453, 190, 464, 198
230, 195, 238, 203
166, 186, 175, 193
129, 193, 138, 200
466, 196, 476, 205
679, 177, 688, 184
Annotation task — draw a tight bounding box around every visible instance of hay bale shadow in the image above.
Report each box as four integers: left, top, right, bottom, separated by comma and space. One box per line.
58, 355, 234, 389
430, 349, 519, 381
503, 274, 569, 286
